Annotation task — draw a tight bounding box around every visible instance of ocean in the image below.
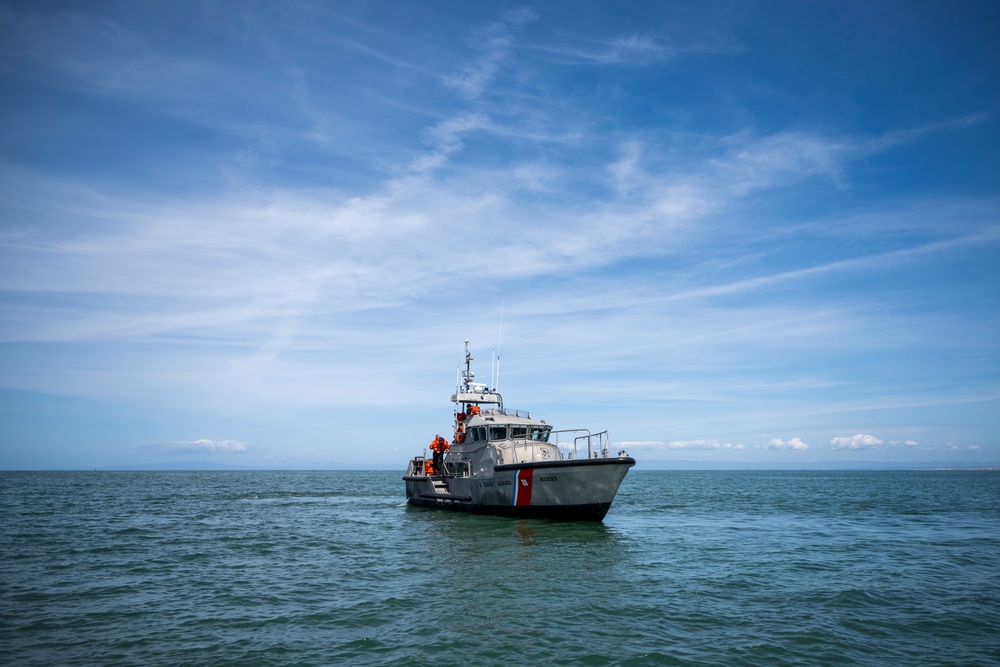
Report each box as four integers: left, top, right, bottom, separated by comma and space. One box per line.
1, 470, 998, 666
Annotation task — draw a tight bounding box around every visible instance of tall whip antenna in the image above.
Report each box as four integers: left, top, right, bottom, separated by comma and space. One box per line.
494, 301, 504, 392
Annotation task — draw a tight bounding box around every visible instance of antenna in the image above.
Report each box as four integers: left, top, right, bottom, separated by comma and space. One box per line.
495, 301, 504, 392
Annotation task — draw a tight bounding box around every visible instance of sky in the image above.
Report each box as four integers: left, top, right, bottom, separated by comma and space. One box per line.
1, 0, 998, 470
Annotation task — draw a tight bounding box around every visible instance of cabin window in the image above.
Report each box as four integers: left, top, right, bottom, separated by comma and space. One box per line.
511, 426, 528, 439
530, 427, 551, 442
472, 426, 486, 442
488, 425, 508, 441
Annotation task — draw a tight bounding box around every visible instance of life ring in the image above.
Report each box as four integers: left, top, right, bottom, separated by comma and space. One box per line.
454, 432, 466, 444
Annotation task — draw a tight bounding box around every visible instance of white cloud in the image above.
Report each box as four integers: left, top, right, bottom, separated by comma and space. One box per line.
618, 440, 745, 450
441, 10, 537, 99
614, 441, 666, 449
830, 434, 884, 450
945, 443, 982, 451
714, 131, 850, 194
609, 141, 643, 196
532, 30, 675, 65
708, 118, 989, 199
766, 437, 809, 450
669, 440, 722, 450
871, 112, 988, 152
682, 440, 745, 450
413, 113, 493, 174
605, 33, 671, 62
161, 439, 253, 454
502, 7, 540, 26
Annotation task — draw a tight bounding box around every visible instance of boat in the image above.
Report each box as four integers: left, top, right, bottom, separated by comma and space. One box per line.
404, 340, 635, 521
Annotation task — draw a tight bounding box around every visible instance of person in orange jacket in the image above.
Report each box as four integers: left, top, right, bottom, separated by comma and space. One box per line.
429, 434, 450, 476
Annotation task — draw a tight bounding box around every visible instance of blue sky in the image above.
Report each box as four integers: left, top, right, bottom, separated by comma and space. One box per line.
1, 1, 998, 469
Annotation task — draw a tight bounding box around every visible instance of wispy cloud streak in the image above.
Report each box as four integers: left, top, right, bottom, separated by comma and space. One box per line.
1, 2, 997, 467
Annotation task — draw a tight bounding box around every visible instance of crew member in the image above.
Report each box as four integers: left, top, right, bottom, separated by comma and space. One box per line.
429, 434, 450, 476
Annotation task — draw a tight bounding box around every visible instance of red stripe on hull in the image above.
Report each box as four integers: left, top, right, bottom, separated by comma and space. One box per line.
513, 468, 534, 506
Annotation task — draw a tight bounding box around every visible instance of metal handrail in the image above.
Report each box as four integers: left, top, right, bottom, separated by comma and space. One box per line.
443, 459, 472, 478
481, 407, 530, 419
570, 429, 610, 459
500, 428, 613, 462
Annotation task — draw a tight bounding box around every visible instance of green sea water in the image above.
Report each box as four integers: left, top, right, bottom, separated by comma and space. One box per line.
1, 470, 998, 666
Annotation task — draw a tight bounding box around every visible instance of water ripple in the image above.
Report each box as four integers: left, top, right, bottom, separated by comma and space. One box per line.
1, 470, 998, 666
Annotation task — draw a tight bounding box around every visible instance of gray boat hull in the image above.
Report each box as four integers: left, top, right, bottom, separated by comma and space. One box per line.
403, 457, 635, 522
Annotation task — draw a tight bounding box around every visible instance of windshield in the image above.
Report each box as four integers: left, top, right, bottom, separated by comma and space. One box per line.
530, 426, 551, 443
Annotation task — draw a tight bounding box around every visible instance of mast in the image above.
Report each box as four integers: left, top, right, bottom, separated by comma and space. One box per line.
462, 339, 474, 393
451, 340, 502, 410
